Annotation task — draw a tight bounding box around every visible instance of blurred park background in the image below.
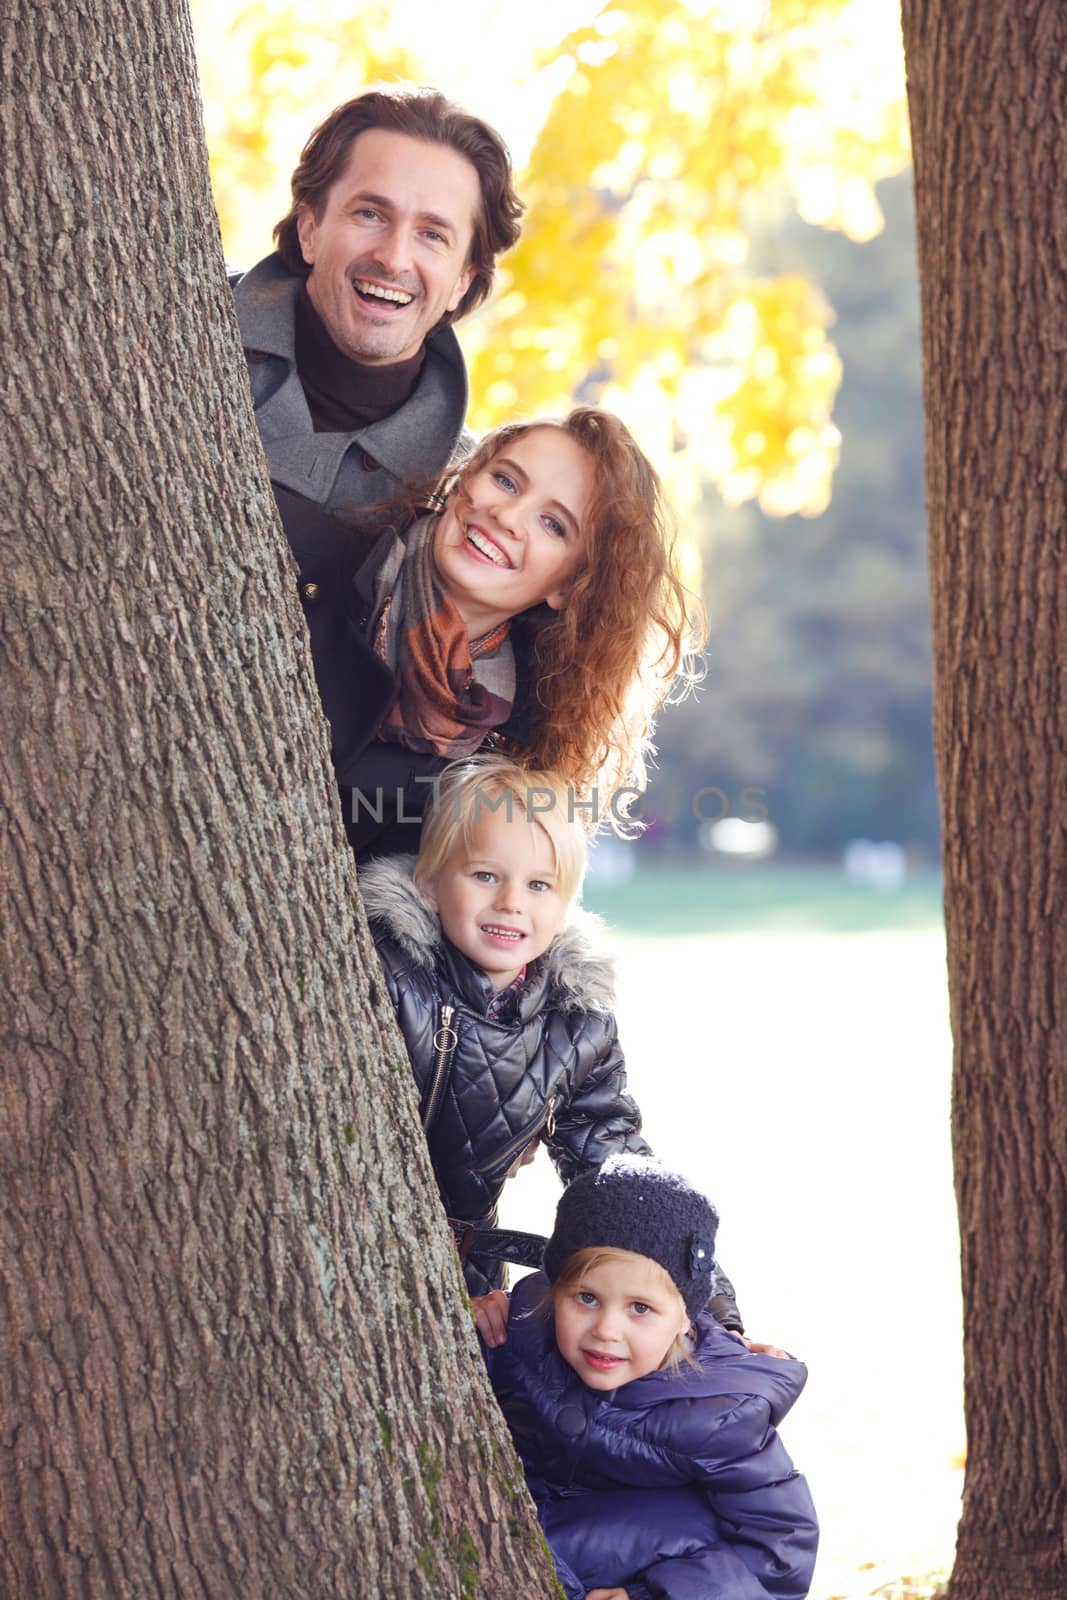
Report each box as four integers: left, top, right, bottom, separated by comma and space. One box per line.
190, 2, 961, 1594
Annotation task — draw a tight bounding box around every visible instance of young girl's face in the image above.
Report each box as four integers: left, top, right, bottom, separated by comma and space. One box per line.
432, 427, 591, 637
421, 803, 569, 990
553, 1251, 689, 1391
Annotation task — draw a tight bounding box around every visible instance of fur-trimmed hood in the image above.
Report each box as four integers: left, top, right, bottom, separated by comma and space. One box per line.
358, 854, 616, 1014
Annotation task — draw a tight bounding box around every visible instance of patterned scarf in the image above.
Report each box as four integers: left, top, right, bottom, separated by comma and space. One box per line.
372, 514, 516, 758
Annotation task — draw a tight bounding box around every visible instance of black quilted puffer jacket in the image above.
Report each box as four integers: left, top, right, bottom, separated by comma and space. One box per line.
360, 857, 743, 1330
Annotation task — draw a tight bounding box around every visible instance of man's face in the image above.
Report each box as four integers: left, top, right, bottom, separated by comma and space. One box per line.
296, 129, 479, 366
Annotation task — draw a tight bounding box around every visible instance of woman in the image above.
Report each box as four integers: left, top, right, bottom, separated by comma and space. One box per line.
278, 406, 699, 857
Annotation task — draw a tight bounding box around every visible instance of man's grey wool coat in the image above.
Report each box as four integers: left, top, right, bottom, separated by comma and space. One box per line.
231, 252, 470, 513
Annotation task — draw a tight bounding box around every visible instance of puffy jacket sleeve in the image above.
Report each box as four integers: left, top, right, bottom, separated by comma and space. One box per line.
632, 1389, 818, 1600
544, 1010, 745, 1332
623, 1479, 818, 1600
538, 1462, 813, 1600
539, 1486, 725, 1600
544, 1009, 650, 1184
708, 1264, 743, 1334
626, 1526, 815, 1600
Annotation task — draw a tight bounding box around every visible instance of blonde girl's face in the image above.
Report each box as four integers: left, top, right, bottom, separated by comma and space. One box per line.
553, 1251, 689, 1391
421, 805, 569, 991
432, 427, 592, 638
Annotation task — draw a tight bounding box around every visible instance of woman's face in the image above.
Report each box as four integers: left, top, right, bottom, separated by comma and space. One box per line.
433, 427, 592, 638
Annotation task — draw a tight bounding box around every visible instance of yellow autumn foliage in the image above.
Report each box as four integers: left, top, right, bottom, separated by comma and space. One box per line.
464, 0, 908, 514
191, 0, 909, 516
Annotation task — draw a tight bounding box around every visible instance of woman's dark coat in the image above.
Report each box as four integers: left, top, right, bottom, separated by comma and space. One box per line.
277, 485, 534, 858
486, 1273, 819, 1600
276, 484, 439, 857
361, 857, 743, 1327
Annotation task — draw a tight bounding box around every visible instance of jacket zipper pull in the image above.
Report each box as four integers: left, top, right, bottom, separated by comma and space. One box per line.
423, 1004, 458, 1132
545, 1093, 557, 1139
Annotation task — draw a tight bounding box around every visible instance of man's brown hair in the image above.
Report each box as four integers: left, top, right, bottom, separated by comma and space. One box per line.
274, 85, 523, 323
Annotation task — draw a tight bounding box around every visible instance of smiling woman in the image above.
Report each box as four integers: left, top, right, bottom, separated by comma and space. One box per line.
278, 405, 700, 860
432, 428, 590, 634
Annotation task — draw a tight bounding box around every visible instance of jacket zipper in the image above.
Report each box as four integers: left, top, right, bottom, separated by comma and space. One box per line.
474, 1093, 557, 1176
421, 1004, 458, 1132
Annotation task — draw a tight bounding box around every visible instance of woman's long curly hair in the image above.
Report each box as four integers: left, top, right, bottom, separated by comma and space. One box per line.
443, 408, 705, 809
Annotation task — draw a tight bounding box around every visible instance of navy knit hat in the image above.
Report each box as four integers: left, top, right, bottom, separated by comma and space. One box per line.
543, 1155, 720, 1322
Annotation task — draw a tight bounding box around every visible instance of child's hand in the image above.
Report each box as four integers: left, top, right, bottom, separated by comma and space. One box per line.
739, 1335, 792, 1359
505, 1137, 539, 1179
472, 1289, 510, 1347
586, 1588, 630, 1598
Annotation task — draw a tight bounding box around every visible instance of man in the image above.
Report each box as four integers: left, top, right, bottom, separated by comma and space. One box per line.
232, 86, 523, 514
229, 87, 523, 857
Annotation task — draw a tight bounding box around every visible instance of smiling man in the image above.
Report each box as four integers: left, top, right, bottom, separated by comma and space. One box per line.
231, 87, 523, 515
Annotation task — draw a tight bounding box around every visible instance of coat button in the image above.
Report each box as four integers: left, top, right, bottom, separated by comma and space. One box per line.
302, 582, 320, 603
360, 451, 378, 471
556, 1405, 587, 1438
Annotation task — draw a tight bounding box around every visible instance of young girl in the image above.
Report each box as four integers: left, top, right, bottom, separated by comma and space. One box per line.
358, 755, 742, 1330
277, 406, 698, 857
474, 1155, 818, 1600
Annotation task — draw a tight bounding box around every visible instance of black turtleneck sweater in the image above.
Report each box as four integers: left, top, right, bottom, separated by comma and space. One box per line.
293, 284, 425, 433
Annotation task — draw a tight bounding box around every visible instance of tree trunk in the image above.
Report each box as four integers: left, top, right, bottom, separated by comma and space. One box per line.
0, 4, 558, 1595
901, 5, 1067, 1598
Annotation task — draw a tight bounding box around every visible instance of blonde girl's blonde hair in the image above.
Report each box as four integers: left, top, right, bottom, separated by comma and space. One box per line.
547, 1246, 697, 1372
414, 754, 588, 906
441, 408, 706, 812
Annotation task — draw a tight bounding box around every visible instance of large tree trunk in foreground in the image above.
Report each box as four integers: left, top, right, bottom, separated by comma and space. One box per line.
902, 5, 1067, 1598
0, 4, 557, 1595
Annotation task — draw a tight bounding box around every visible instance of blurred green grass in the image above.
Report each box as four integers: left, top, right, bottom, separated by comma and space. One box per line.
583, 861, 944, 936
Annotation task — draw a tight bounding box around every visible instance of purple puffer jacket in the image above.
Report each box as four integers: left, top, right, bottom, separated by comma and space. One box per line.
487, 1273, 818, 1600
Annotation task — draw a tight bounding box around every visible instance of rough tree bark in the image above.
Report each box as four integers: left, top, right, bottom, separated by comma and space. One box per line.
0, 3, 559, 1596
901, 5, 1067, 1599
